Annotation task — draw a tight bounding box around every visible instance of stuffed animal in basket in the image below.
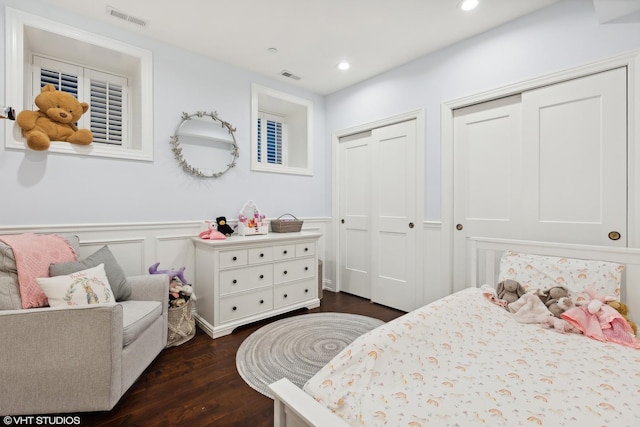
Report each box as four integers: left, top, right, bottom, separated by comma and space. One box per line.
148, 262, 189, 285
16, 84, 93, 151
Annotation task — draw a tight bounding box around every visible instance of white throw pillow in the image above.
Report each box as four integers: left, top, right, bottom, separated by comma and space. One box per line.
36, 263, 116, 307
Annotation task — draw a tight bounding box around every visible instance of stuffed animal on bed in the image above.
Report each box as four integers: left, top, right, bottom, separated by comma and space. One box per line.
496, 279, 525, 304
607, 300, 638, 335
16, 84, 93, 151
536, 286, 573, 317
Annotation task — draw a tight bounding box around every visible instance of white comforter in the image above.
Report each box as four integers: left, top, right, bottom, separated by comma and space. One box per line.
303, 288, 640, 426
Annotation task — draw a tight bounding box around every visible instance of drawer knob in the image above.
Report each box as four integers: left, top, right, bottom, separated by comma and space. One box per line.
283, 270, 288, 275
305, 266, 309, 271
259, 274, 264, 279
233, 279, 237, 284
304, 247, 309, 252
232, 256, 237, 261
232, 306, 237, 311
260, 299, 264, 304
260, 253, 264, 257
284, 294, 288, 298
283, 250, 288, 255
305, 288, 309, 293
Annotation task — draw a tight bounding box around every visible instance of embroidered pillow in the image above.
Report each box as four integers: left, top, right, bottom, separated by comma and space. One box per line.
498, 251, 623, 305
36, 264, 116, 307
49, 245, 131, 301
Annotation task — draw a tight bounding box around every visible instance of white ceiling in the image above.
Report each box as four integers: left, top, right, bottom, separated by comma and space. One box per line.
35, 0, 617, 95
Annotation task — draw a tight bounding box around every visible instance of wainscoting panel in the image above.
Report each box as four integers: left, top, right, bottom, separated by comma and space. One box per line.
0, 219, 332, 289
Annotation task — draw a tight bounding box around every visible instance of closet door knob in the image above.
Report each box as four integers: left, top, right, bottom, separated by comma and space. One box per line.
409, 222, 414, 229
608, 231, 621, 241
456, 224, 464, 231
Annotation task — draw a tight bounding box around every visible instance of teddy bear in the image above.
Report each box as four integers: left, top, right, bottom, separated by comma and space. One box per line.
16, 84, 93, 151
216, 216, 235, 236
607, 300, 638, 336
536, 286, 573, 317
496, 279, 525, 304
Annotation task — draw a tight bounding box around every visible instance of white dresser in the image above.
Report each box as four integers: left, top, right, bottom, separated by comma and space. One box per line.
192, 232, 322, 338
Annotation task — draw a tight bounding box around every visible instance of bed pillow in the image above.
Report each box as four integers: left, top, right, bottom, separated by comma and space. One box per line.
498, 251, 623, 305
36, 264, 116, 307
49, 245, 131, 301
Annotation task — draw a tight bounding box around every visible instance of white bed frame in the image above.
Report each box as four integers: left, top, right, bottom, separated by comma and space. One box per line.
269, 237, 640, 427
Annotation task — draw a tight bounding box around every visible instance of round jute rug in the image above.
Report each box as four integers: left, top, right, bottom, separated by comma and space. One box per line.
236, 312, 384, 398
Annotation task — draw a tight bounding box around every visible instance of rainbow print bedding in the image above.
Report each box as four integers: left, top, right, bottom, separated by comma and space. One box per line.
303, 287, 640, 426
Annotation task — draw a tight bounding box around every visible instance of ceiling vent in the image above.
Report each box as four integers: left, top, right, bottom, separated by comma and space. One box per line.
280, 70, 302, 80
106, 7, 148, 27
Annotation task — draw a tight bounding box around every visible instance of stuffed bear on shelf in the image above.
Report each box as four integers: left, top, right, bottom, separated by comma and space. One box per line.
216, 216, 235, 236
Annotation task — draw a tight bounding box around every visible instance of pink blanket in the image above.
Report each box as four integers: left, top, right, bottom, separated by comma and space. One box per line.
562, 304, 640, 349
0, 233, 77, 308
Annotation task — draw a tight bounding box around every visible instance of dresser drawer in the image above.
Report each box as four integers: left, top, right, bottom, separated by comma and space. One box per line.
272, 244, 296, 261
274, 279, 316, 309
219, 265, 273, 296
295, 242, 316, 257
248, 246, 273, 264
273, 258, 316, 284
219, 289, 273, 323
220, 249, 248, 269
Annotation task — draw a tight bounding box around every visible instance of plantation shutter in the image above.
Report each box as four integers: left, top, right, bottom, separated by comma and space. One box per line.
257, 112, 285, 165
32, 55, 128, 147
88, 76, 125, 145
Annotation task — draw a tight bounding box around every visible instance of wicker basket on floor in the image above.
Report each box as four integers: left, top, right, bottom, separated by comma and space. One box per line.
271, 214, 303, 233
166, 299, 196, 347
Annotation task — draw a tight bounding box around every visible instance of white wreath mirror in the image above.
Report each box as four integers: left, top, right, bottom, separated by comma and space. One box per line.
170, 111, 239, 178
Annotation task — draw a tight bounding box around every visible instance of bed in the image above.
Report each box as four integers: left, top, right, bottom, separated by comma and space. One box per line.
269, 238, 640, 427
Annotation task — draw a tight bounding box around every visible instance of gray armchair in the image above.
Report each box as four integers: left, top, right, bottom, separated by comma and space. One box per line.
0, 236, 169, 415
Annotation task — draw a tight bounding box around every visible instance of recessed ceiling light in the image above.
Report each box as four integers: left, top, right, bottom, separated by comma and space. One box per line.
338, 61, 350, 71
460, 0, 479, 11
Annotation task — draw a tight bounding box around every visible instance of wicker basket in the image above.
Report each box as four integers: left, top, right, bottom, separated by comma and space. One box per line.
271, 214, 303, 233
166, 299, 196, 347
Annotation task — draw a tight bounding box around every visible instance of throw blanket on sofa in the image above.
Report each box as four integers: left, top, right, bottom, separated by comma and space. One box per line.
0, 233, 77, 308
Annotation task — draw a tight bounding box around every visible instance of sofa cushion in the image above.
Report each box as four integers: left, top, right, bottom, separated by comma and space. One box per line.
36, 264, 117, 307
119, 300, 163, 346
0, 234, 79, 309
50, 246, 132, 301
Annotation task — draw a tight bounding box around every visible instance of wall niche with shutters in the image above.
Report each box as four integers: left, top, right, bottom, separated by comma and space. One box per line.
250, 84, 313, 176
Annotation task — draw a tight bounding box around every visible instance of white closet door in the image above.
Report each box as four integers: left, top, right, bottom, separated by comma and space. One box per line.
338, 134, 373, 299
521, 67, 627, 246
370, 120, 417, 312
452, 67, 628, 291
452, 96, 522, 288
338, 120, 418, 311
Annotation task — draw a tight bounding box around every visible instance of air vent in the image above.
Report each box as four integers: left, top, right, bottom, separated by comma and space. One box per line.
106, 7, 148, 27
280, 70, 302, 80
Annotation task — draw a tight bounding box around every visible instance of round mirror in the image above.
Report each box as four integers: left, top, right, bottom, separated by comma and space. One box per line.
170, 111, 239, 178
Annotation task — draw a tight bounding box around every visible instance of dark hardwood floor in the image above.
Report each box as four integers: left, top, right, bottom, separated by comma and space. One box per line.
76, 291, 405, 427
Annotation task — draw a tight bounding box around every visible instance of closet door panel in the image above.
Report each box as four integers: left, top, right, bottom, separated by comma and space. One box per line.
371, 120, 417, 312
522, 67, 627, 246
338, 137, 372, 299
452, 96, 522, 289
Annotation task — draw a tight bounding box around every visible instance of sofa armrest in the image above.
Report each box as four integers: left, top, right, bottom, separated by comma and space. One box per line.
127, 274, 170, 304
126, 274, 170, 345
0, 305, 124, 414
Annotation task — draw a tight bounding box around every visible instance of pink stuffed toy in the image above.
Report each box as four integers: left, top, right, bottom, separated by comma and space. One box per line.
561, 288, 640, 348
199, 220, 226, 240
